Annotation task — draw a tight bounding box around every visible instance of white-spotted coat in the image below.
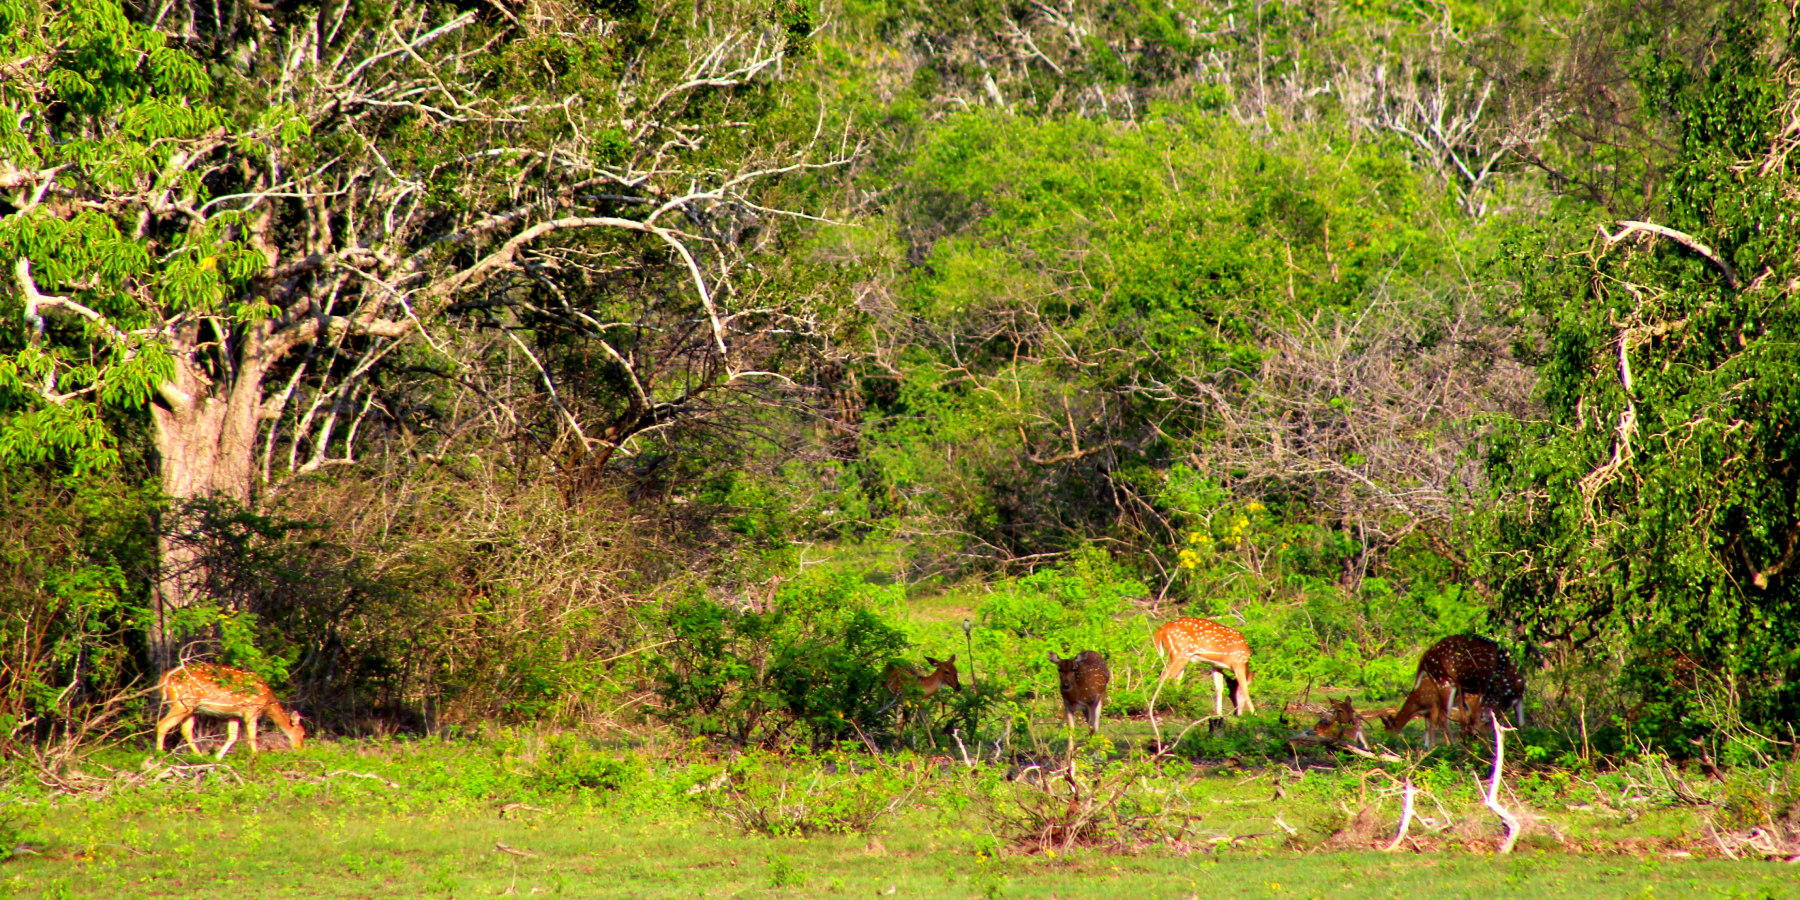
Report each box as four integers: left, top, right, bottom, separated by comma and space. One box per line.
1151, 617, 1255, 716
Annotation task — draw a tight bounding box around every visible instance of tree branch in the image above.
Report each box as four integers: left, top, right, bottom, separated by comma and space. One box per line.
425, 215, 730, 358
1601, 220, 1741, 289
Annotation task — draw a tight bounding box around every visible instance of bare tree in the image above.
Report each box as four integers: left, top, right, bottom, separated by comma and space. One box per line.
2, 0, 849, 667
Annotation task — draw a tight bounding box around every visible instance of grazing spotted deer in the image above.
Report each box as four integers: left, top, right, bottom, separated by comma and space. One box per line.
1151, 617, 1255, 718
879, 656, 961, 730
155, 663, 306, 759
1415, 634, 1526, 739
1048, 651, 1110, 733
1381, 677, 1478, 748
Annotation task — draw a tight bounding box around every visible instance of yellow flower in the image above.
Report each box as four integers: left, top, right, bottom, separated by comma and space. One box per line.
1247, 501, 1265, 513
199, 256, 218, 271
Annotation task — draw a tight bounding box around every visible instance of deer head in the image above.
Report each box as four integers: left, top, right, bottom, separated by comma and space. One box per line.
922, 655, 962, 694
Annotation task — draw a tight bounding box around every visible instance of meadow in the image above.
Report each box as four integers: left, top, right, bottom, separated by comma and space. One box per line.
11, 565, 1800, 899
6, 707, 1800, 900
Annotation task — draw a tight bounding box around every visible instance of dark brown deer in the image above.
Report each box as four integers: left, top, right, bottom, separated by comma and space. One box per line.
1416, 635, 1525, 739
155, 663, 306, 758
1048, 651, 1110, 733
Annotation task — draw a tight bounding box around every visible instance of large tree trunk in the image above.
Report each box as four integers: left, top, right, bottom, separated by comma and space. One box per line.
147, 340, 268, 672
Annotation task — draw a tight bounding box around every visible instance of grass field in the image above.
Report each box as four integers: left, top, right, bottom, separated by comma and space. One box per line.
5, 728, 1798, 900
10, 807, 1798, 899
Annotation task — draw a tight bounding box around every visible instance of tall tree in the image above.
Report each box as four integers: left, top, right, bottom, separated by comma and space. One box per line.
1480, 6, 1800, 736
0, 0, 842, 667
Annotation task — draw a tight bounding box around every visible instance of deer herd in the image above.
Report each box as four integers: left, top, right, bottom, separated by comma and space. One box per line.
873, 618, 1525, 747
154, 619, 1522, 757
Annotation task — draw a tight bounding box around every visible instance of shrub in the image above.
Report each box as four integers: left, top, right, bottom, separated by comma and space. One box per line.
524, 736, 641, 795
979, 757, 1190, 852
652, 572, 908, 745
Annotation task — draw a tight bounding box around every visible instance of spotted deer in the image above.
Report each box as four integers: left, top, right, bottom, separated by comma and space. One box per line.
1151, 617, 1255, 717
1312, 697, 1368, 749
1381, 676, 1478, 747
879, 655, 961, 730
1415, 634, 1525, 739
155, 663, 306, 758
1048, 650, 1110, 733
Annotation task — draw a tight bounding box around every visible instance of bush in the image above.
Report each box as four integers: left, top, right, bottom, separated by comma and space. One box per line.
0, 466, 154, 757
972, 547, 1149, 698
524, 735, 641, 795
652, 572, 908, 746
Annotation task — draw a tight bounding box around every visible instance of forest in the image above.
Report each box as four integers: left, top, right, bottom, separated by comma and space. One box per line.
4, 0, 1800, 895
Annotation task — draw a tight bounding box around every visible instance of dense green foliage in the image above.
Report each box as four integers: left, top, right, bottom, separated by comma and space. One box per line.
1480, 6, 1800, 743
849, 111, 1473, 561
653, 573, 909, 745
0, 468, 151, 744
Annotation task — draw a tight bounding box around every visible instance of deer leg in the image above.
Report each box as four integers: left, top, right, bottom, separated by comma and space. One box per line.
179, 716, 204, 756
244, 713, 261, 755
1234, 663, 1255, 715
1089, 700, 1102, 733
1419, 696, 1437, 749
154, 706, 189, 753
1442, 685, 1457, 742
1212, 670, 1226, 717
216, 719, 241, 759
1149, 658, 1186, 725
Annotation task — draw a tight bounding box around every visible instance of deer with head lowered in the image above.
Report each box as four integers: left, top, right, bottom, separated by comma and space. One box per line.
1048, 651, 1109, 733
879, 655, 961, 731
1151, 617, 1255, 720
155, 663, 306, 758
1380, 676, 1478, 747
1413, 634, 1525, 740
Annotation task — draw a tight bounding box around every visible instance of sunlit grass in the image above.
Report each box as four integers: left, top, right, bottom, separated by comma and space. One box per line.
9, 803, 1795, 899
4, 733, 1797, 899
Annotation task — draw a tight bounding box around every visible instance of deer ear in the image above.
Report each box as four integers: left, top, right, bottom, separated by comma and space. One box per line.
947, 654, 956, 663
1048, 652, 1060, 663
924, 656, 938, 666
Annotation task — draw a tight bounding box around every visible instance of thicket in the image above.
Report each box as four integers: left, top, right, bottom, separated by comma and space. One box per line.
1479, 7, 1800, 746
2, 0, 1799, 763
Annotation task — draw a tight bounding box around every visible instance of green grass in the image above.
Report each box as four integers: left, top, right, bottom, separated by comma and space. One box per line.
5, 730, 1798, 899
7, 799, 1796, 899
